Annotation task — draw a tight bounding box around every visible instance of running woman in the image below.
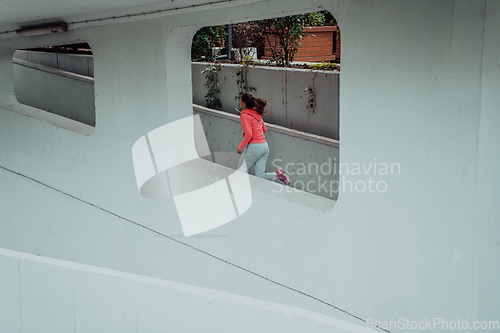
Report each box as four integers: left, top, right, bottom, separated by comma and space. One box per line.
237, 92, 290, 185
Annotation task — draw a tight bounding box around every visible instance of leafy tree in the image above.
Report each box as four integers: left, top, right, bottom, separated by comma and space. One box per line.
258, 12, 325, 66
231, 22, 262, 62
302, 12, 326, 27
191, 26, 226, 61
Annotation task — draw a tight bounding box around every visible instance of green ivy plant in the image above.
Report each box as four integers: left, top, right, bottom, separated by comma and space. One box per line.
235, 57, 256, 101
202, 64, 222, 109
305, 71, 318, 119
305, 86, 316, 113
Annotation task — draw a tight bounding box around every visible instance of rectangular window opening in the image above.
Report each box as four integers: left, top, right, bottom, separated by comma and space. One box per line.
12, 43, 95, 135
190, 11, 341, 202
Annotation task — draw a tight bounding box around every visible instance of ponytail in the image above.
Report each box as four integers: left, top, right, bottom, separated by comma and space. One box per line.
241, 92, 267, 115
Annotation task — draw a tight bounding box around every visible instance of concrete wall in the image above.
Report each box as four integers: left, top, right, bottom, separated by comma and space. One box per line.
11, 51, 339, 199
13, 52, 339, 139
1, 248, 370, 333
0, 0, 499, 332
192, 62, 340, 139
194, 104, 340, 200
12, 57, 95, 126
475, 0, 500, 324
14, 50, 94, 77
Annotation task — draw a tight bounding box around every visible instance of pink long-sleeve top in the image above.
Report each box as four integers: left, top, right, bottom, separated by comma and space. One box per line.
238, 108, 267, 151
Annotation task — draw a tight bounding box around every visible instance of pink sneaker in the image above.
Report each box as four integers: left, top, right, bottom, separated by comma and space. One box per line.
276, 168, 291, 185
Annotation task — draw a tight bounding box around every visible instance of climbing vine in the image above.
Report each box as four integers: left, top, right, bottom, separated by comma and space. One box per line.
305, 85, 316, 113
202, 63, 222, 109
305, 71, 318, 120
235, 57, 256, 101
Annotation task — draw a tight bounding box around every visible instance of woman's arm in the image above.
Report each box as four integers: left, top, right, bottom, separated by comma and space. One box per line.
238, 115, 253, 152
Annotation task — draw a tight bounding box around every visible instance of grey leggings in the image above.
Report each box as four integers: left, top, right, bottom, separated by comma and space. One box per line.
242, 142, 276, 181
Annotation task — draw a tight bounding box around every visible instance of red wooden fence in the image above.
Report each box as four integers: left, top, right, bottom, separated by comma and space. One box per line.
263, 26, 341, 63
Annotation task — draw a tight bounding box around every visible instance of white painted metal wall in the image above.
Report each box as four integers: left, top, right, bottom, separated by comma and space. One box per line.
0, 0, 499, 332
